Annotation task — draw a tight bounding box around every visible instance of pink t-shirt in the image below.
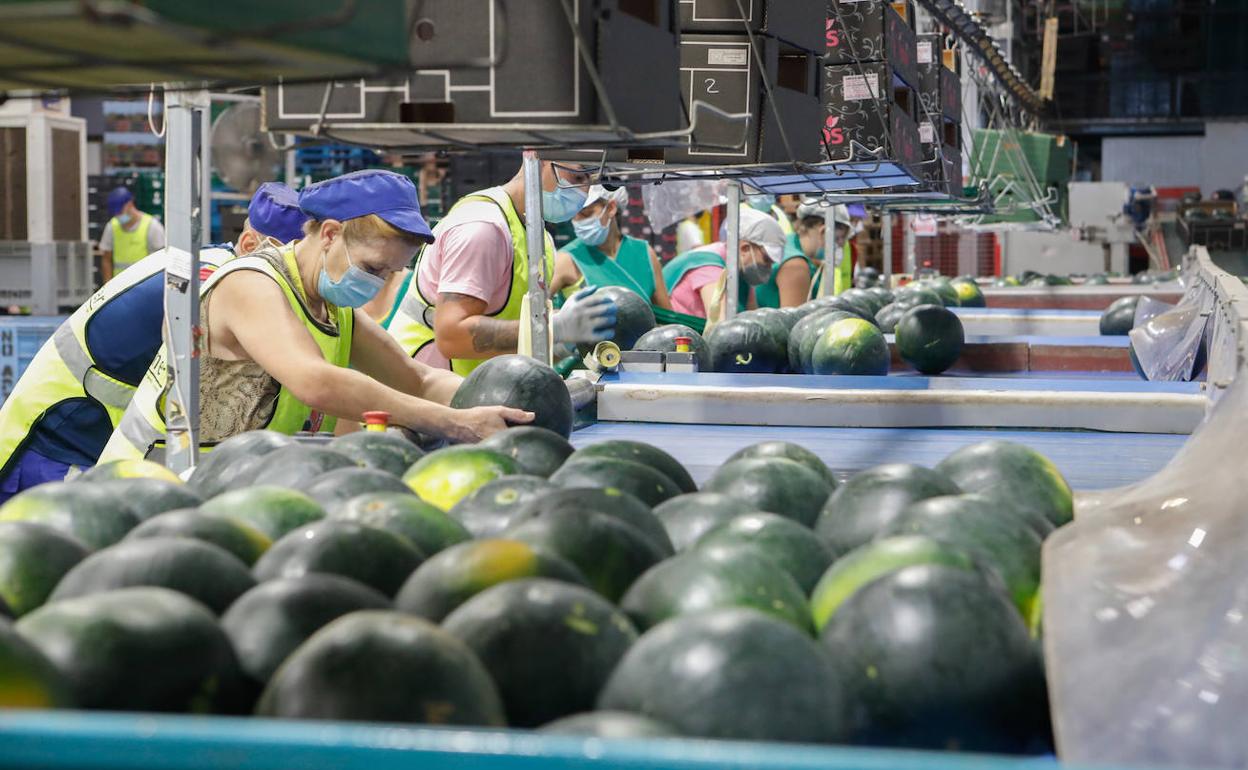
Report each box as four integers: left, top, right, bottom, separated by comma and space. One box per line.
410, 200, 515, 368
669, 265, 724, 318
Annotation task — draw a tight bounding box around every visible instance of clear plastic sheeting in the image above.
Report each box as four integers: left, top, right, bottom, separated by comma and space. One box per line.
641, 179, 727, 232
1045, 246, 1248, 769
1128, 307, 1208, 382
1133, 296, 1176, 327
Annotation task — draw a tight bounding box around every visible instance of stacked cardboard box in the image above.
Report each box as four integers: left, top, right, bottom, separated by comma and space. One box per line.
916, 34, 962, 194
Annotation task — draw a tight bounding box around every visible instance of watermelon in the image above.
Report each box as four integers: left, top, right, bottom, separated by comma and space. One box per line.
330, 492, 470, 556
17, 587, 246, 713
189, 430, 296, 497
243, 446, 359, 491
882, 494, 1043, 616
894, 304, 965, 375
705, 317, 787, 374
1099, 296, 1141, 335
479, 426, 574, 478
810, 535, 978, 631
814, 463, 962, 556
0, 522, 89, 617
935, 440, 1073, 527
855, 267, 882, 289
450, 355, 574, 438
813, 295, 877, 325
598, 608, 849, 743
568, 440, 695, 493
703, 457, 833, 526
952, 279, 986, 308
992, 277, 1018, 287
504, 509, 667, 601
551, 456, 680, 507
893, 286, 945, 310
866, 286, 895, 307
126, 509, 272, 566
327, 430, 424, 476
78, 458, 181, 484
302, 467, 415, 510
254, 520, 425, 597
875, 303, 904, 334
820, 564, 1047, 752
0, 482, 139, 549
447, 476, 555, 538
1085, 274, 1109, 286
632, 324, 710, 363
199, 486, 325, 541
724, 440, 836, 486
89, 478, 203, 522
0, 618, 74, 708
517, 488, 674, 557
221, 575, 390, 685
539, 711, 679, 738
811, 317, 889, 376
592, 285, 656, 350
256, 610, 505, 726
395, 539, 588, 622
921, 278, 960, 307
402, 446, 519, 512
50, 537, 256, 615
653, 492, 760, 551
621, 546, 811, 633
840, 288, 885, 317
443, 578, 638, 727
696, 513, 834, 593
738, 308, 795, 344
789, 310, 856, 374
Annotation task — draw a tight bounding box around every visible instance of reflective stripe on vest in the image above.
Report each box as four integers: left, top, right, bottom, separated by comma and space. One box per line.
99, 244, 353, 462
772, 205, 794, 236
111, 214, 154, 269
388, 186, 554, 376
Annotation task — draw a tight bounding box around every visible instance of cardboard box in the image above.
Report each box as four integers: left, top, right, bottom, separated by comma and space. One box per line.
678, 0, 825, 53
916, 34, 963, 123
667, 33, 823, 165
824, 1, 918, 90
821, 61, 922, 170
264, 0, 682, 135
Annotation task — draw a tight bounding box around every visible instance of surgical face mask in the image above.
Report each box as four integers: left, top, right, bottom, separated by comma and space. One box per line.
318, 238, 386, 308
740, 247, 772, 286
542, 178, 588, 223
573, 211, 611, 247
116, 212, 134, 226
746, 194, 774, 213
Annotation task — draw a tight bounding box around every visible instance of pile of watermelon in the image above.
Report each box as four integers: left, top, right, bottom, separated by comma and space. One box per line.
0, 414, 1068, 753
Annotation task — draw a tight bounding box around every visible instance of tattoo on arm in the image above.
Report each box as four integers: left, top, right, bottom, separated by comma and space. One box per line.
441, 293, 519, 355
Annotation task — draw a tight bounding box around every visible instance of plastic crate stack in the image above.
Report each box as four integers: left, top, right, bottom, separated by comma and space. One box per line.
0, 316, 67, 407
295, 140, 382, 182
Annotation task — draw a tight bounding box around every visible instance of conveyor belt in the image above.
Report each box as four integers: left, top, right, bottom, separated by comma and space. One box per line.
951, 308, 1104, 337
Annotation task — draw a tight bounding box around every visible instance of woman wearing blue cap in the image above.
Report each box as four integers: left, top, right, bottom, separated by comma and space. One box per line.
100, 170, 530, 463
0, 183, 308, 500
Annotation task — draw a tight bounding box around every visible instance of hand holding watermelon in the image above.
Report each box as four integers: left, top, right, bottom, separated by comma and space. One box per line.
444, 405, 535, 444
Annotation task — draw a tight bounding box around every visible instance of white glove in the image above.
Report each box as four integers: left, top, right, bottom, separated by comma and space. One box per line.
552, 286, 617, 345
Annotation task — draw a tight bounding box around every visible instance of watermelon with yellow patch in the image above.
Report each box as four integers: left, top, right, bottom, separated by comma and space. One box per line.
403, 446, 519, 512
0, 618, 74, 708
78, 458, 182, 484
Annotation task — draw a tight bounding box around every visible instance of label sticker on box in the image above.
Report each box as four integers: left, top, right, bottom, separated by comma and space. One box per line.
919, 121, 935, 144
842, 73, 880, 100
708, 48, 749, 66
917, 41, 933, 64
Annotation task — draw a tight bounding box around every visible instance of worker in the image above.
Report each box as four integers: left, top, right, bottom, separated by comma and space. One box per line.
0, 183, 307, 501
662, 207, 787, 320
549, 185, 672, 310
755, 202, 826, 308
99, 187, 166, 281
99, 170, 531, 464
810, 204, 854, 298
744, 189, 794, 236
675, 215, 706, 254
388, 160, 618, 373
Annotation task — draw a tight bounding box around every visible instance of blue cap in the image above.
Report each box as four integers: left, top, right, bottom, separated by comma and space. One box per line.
846, 203, 867, 219
248, 182, 308, 243
297, 169, 433, 242
107, 187, 133, 216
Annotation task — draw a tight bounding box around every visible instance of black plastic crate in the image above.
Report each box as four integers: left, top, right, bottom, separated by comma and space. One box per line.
821, 60, 922, 170
825, 1, 918, 90
678, 0, 825, 53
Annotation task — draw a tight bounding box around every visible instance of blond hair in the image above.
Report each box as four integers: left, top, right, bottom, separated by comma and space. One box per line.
303, 213, 425, 248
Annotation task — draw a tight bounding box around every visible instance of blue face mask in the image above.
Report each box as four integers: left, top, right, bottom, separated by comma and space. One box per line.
542, 182, 588, 223
572, 209, 610, 247
116, 212, 134, 226
318, 239, 386, 308
746, 194, 774, 213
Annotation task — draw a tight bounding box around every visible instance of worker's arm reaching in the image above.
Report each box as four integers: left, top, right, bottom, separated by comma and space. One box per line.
348, 310, 462, 405
434, 285, 617, 360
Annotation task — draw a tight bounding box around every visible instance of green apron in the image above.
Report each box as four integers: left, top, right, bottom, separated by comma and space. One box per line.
755, 233, 818, 308
560, 235, 655, 301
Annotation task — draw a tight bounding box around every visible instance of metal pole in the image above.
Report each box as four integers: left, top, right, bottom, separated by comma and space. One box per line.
162, 87, 209, 475
724, 183, 741, 320
904, 214, 918, 274
881, 212, 894, 287
822, 202, 837, 297
521, 150, 550, 362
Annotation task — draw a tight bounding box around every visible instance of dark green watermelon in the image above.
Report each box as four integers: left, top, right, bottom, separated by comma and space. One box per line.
594, 285, 656, 350
199, 485, 326, 541
621, 546, 811, 633
89, 478, 203, 522
517, 487, 673, 557
189, 430, 295, 497
302, 467, 415, 510
738, 308, 794, 344
450, 355, 574, 438
539, 711, 679, 737
894, 304, 965, 375
893, 286, 945, 310
49, 537, 256, 615
704, 457, 833, 526
705, 317, 787, 374
875, 303, 905, 334
724, 440, 835, 486
935, 440, 1073, 527
255, 610, 505, 726
813, 295, 877, 325
866, 286, 895, 307
841, 288, 885, 316
1099, 296, 1141, 335
0, 618, 74, 708
244, 446, 358, 491
569, 440, 695, 493
696, 513, 834, 593
789, 310, 857, 374
812, 316, 889, 376
126, 509, 271, 565
820, 564, 1047, 752
330, 492, 471, 556
443, 578, 638, 727
598, 608, 849, 743
920, 278, 960, 307
395, 538, 588, 622
633, 324, 710, 363
479, 426, 574, 478
815, 463, 962, 556
551, 456, 680, 507
1084, 274, 1109, 286
253, 520, 425, 597
653, 493, 760, 551
327, 431, 424, 476
0, 522, 90, 617
952, 279, 986, 308
447, 476, 555, 538
0, 482, 140, 550
221, 574, 390, 685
